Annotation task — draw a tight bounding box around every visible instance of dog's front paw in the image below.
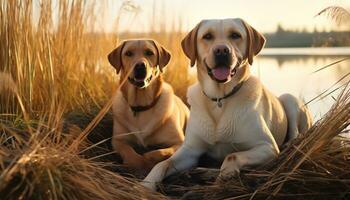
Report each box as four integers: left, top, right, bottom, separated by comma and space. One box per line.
218, 154, 241, 181
141, 180, 157, 191
124, 153, 153, 172
143, 151, 158, 162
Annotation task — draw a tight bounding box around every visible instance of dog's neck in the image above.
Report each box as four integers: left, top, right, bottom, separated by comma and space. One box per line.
197, 63, 250, 98
120, 76, 163, 107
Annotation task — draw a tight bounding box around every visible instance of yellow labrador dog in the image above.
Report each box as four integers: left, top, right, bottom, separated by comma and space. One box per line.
143, 19, 312, 190
108, 39, 189, 173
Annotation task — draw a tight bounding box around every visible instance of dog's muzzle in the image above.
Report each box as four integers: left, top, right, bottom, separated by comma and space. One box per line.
128, 64, 160, 89
134, 63, 147, 80
204, 59, 240, 83
128, 75, 153, 88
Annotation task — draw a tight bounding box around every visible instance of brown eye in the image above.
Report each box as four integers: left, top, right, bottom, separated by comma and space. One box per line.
125, 51, 133, 57
230, 32, 241, 40
145, 50, 154, 56
203, 33, 213, 40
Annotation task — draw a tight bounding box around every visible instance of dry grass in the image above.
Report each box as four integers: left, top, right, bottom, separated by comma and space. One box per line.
1, 0, 113, 114
0, 0, 184, 199
316, 6, 350, 27
0, 0, 349, 199
0, 0, 192, 115
0, 116, 165, 200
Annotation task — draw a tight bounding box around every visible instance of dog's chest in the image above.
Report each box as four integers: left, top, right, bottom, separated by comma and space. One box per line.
114, 109, 154, 145
129, 112, 154, 137
196, 103, 236, 144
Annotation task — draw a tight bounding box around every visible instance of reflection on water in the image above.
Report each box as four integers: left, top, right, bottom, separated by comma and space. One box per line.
262, 47, 350, 56
253, 49, 349, 121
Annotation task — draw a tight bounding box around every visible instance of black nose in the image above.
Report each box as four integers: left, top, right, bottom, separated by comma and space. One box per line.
213, 45, 232, 67
213, 45, 230, 57
135, 62, 146, 70
134, 62, 147, 79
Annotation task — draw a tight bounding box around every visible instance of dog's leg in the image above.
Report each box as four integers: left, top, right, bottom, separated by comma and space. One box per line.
113, 139, 151, 170
219, 142, 278, 180
112, 120, 150, 170
143, 122, 185, 165
142, 111, 208, 191
279, 93, 313, 141
142, 143, 205, 191
219, 114, 280, 180
143, 144, 181, 165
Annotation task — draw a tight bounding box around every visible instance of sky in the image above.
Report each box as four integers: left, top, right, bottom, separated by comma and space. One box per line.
103, 0, 350, 33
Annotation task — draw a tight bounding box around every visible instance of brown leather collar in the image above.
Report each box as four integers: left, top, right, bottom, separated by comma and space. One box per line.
130, 94, 161, 116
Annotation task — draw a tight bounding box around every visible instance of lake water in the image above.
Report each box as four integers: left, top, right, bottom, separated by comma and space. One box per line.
254, 47, 350, 121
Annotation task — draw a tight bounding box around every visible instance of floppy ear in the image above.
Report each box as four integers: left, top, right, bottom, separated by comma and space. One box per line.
181, 22, 202, 67
241, 19, 266, 65
107, 41, 126, 74
152, 40, 171, 72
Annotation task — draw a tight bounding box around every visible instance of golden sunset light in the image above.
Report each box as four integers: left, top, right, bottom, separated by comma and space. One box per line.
104, 0, 350, 33
1, 0, 349, 199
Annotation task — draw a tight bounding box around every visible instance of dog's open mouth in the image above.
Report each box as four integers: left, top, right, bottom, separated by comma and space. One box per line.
204, 60, 237, 83
134, 77, 146, 83
212, 67, 236, 81
134, 73, 147, 82
128, 75, 153, 88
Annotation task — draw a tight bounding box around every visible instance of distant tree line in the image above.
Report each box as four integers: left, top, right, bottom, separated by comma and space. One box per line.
264, 24, 350, 47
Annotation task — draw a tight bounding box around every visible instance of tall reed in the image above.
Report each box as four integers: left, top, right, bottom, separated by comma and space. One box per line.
0, 1, 191, 198
0, 0, 117, 118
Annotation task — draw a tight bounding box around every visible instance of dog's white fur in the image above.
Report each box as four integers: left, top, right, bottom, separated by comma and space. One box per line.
142, 18, 312, 190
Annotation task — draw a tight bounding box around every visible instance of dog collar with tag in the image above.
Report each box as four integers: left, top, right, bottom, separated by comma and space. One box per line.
202, 81, 243, 108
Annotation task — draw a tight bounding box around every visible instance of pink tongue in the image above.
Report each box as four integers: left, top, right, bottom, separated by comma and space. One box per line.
212, 67, 230, 80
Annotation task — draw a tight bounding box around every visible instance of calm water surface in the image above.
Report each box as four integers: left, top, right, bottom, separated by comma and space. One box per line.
255, 47, 350, 121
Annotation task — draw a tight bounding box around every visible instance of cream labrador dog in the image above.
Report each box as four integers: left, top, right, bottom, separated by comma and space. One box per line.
108, 39, 189, 173
142, 19, 312, 190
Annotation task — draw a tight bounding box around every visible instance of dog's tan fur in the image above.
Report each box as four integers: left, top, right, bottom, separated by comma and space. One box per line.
143, 19, 313, 190
108, 39, 189, 172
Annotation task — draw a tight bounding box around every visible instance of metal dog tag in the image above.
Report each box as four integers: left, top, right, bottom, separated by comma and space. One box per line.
217, 99, 222, 108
